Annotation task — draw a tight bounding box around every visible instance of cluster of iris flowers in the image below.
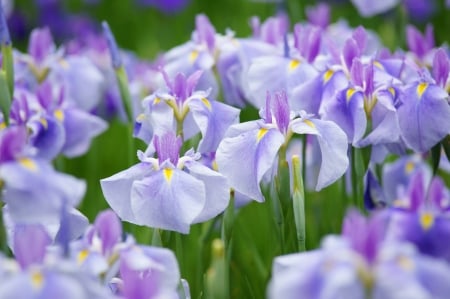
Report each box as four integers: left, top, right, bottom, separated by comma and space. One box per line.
0, 0, 450, 298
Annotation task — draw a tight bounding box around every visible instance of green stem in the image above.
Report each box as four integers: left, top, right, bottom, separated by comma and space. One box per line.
291, 155, 306, 252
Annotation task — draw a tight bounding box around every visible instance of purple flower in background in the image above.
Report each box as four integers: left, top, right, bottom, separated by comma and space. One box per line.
101, 132, 230, 233
397, 78, 450, 153
350, 0, 400, 17
216, 91, 348, 202
115, 246, 181, 299
406, 24, 435, 63
305, 3, 330, 29
385, 172, 450, 262
268, 210, 450, 299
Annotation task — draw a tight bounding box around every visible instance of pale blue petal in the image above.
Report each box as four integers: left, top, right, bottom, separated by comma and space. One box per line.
100, 162, 153, 223
216, 125, 284, 202
291, 118, 349, 190
184, 161, 230, 223
130, 167, 205, 233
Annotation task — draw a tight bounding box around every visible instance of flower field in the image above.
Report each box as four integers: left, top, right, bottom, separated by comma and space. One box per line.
1, 0, 450, 298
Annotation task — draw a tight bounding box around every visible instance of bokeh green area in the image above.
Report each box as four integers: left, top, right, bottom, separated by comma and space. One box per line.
10, 1, 450, 298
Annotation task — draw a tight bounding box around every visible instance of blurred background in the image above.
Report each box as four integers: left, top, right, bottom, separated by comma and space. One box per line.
10, 0, 450, 58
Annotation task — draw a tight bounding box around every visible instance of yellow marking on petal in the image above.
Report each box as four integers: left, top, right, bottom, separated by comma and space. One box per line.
153, 97, 161, 105
54, 109, 64, 122
136, 113, 146, 123
31, 271, 44, 289
392, 199, 409, 208
59, 59, 69, 69
373, 60, 384, 70
404, 161, 415, 174
289, 59, 300, 70
388, 87, 396, 97
303, 119, 316, 129
39, 118, 48, 129
417, 82, 428, 98
212, 160, 219, 172
397, 256, 415, 271
420, 212, 434, 230
19, 158, 38, 171
202, 98, 212, 110
257, 128, 268, 142
77, 249, 89, 264
189, 50, 199, 63
0, 122, 6, 130
163, 168, 174, 182
323, 69, 334, 83
346, 88, 356, 101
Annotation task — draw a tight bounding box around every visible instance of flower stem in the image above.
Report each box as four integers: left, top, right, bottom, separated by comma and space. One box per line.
291, 155, 306, 252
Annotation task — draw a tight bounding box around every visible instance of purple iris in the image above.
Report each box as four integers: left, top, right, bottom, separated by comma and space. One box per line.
101, 132, 230, 233
268, 210, 450, 299
216, 91, 348, 202
135, 70, 239, 154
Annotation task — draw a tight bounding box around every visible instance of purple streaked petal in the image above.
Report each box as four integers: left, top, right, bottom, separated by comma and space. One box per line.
100, 162, 154, 223
130, 167, 205, 233
432, 48, 449, 88
13, 224, 51, 269
93, 210, 122, 255
427, 177, 449, 211
290, 117, 349, 190
305, 3, 330, 29
28, 27, 55, 64
406, 24, 434, 59
352, 26, 367, 53
153, 132, 181, 165
350, 58, 364, 87
273, 91, 290, 135
342, 37, 360, 71
186, 70, 203, 97
216, 124, 285, 202
194, 14, 215, 52
407, 171, 426, 211
0, 126, 27, 164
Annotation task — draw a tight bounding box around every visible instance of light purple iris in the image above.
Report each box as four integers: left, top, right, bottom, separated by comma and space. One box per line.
101, 132, 230, 233
216, 91, 348, 202
10, 82, 107, 160
397, 78, 450, 153
268, 210, 450, 299
0, 222, 113, 299
115, 246, 181, 299
0, 126, 86, 226
135, 70, 239, 154
161, 14, 219, 98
